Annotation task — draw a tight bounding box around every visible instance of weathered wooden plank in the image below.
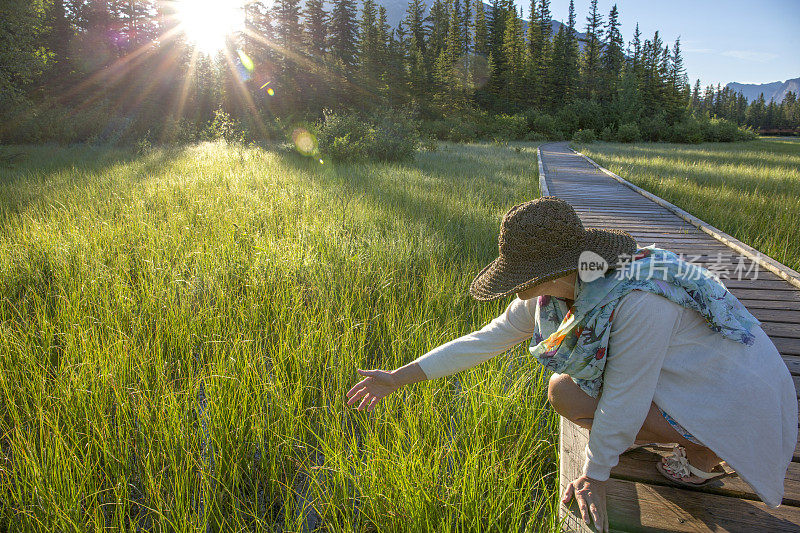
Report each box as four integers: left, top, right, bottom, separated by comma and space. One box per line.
782, 355, 800, 375
738, 298, 800, 311
727, 288, 800, 302
601, 478, 800, 533
560, 418, 596, 533
561, 419, 800, 531
761, 322, 800, 339
750, 308, 800, 324
611, 447, 800, 506
771, 337, 800, 356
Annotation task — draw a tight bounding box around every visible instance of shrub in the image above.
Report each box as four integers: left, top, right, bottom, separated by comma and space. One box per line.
639, 113, 668, 141
524, 110, 558, 136
317, 109, 420, 162
616, 122, 641, 143
572, 129, 596, 144
734, 126, 758, 142
421, 116, 478, 142
479, 113, 528, 141
599, 126, 615, 142
555, 107, 579, 135
203, 108, 243, 142
522, 131, 549, 142
703, 118, 735, 142
669, 118, 704, 144
563, 99, 605, 133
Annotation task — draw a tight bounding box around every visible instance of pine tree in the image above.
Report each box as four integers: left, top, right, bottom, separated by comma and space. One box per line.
488, 0, 506, 71
500, 2, 524, 104
428, 0, 449, 60
274, 0, 303, 50
329, 0, 358, 71
545, 23, 566, 109
538, 0, 551, 43
579, 0, 603, 100
630, 23, 642, 76
563, 0, 580, 102
600, 4, 623, 102
665, 36, 688, 122
358, 0, 380, 87
43, 0, 74, 82
304, 0, 327, 56
386, 22, 409, 105
473, 0, 488, 56
524, 0, 539, 104
690, 78, 701, 113
403, 0, 430, 109
435, 0, 470, 108
612, 62, 643, 126
531, 0, 552, 108
461, 0, 471, 56
745, 93, 766, 128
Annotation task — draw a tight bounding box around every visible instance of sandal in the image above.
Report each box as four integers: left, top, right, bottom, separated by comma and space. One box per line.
655, 445, 727, 487
624, 441, 675, 453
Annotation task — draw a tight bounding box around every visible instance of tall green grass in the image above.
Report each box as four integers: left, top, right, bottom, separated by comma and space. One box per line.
0, 141, 560, 531
574, 137, 800, 272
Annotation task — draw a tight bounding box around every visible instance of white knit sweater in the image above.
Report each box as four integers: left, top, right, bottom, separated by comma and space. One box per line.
412, 290, 797, 508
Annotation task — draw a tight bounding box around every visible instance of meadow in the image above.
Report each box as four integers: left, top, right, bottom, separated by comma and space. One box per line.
0, 141, 561, 531
573, 137, 800, 272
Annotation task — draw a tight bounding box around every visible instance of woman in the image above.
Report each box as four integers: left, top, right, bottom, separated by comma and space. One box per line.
345, 196, 797, 532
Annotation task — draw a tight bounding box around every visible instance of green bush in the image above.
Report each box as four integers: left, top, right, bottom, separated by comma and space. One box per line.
203, 108, 243, 142
572, 129, 596, 144
479, 113, 529, 141
421, 116, 478, 142
599, 126, 615, 142
563, 99, 605, 133
524, 110, 558, 136
522, 131, 549, 142
616, 122, 642, 143
639, 113, 668, 141
734, 125, 758, 141
669, 118, 704, 144
317, 109, 420, 162
555, 107, 579, 135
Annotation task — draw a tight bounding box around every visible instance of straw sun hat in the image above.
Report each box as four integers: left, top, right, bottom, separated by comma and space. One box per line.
469, 196, 639, 301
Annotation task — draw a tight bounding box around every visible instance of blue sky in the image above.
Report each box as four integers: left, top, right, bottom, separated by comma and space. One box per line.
527, 0, 800, 88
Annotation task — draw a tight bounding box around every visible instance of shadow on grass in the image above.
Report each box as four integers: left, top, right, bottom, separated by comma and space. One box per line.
0, 143, 182, 217
272, 144, 540, 266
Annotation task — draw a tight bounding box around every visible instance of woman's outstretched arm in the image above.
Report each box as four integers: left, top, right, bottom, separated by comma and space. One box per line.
346, 296, 537, 411
345, 362, 427, 411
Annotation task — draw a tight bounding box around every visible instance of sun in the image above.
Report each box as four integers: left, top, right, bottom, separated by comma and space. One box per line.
175, 0, 246, 54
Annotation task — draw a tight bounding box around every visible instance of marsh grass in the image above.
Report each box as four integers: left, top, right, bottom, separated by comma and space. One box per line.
575, 137, 800, 271
0, 141, 560, 531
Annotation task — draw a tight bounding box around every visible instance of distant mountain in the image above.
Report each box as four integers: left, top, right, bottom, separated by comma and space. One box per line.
726, 77, 800, 103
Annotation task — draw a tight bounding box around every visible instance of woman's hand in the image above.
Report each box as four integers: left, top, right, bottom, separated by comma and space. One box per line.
346, 369, 400, 411
561, 475, 609, 532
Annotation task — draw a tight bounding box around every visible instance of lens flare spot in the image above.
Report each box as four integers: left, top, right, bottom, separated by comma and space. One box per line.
292, 128, 318, 156
237, 49, 254, 71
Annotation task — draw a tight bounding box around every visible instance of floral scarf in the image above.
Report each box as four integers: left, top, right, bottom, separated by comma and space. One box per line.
529, 245, 761, 398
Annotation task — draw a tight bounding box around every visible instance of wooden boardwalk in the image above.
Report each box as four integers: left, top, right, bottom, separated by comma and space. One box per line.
537, 141, 800, 532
